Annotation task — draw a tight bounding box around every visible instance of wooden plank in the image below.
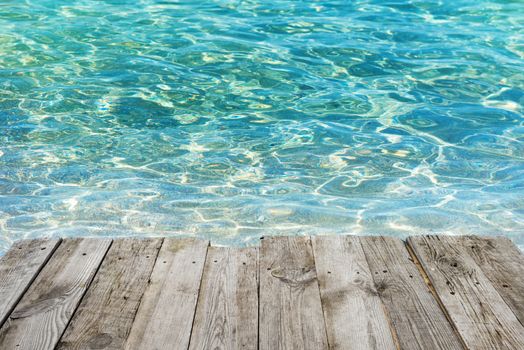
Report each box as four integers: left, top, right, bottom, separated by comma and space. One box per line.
312, 236, 396, 349
189, 247, 258, 350
124, 238, 208, 350
57, 238, 163, 350
462, 236, 524, 325
0, 238, 111, 350
0, 239, 61, 327
360, 236, 463, 350
259, 236, 328, 350
408, 235, 524, 349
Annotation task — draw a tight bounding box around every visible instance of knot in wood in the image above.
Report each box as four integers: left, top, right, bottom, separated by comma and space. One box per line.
270, 266, 317, 286
88, 333, 114, 349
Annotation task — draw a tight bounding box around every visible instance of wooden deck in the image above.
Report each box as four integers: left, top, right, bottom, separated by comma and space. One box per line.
0, 235, 522, 350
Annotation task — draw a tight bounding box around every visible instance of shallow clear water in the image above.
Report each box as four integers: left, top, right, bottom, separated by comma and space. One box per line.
1, 0, 523, 253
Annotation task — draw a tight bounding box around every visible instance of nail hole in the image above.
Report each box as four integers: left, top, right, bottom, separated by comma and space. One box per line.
450, 291, 455, 295
267, 267, 271, 271
242, 262, 246, 265
40, 247, 46, 250
146, 256, 149, 258
192, 261, 196, 264
382, 270, 387, 273
82, 253, 86, 256
327, 271, 331, 274
214, 260, 217, 263
163, 261, 167, 264
503, 284, 509, 288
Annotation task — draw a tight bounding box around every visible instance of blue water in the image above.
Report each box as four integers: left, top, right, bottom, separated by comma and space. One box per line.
1, 0, 523, 253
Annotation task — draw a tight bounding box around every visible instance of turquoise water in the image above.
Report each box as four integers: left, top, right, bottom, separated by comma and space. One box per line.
1, 0, 523, 252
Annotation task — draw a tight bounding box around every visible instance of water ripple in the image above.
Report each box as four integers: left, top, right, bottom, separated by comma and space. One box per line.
1, 0, 523, 252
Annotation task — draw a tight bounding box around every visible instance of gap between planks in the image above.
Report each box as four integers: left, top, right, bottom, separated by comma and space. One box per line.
404, 241, 469, 350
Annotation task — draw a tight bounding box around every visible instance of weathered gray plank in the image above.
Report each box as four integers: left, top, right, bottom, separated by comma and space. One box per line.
312, 236, 396, 349
408, 235, 524, 350
57, 238, 163, 350
360, 236, 463, 350
0, 238, 111, 350
0, 239, 61, 327
189, 247, 258, 350
259, 236, 328, 350
462, 236, 524, 325
124, 238, 209, 350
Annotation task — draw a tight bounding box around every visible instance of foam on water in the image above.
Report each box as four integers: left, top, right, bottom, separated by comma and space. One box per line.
1, 0, 523, 252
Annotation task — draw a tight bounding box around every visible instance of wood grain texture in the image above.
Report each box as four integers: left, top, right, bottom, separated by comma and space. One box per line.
57, 238, 163, 350
461, 236, 524, 326
312, 236, 396, 350
1, 235, 521, 350
0, 238, 111, 350
259, 236, 328, 350
124, 238, 208, 350
189, 247, 258, 350
360, 236, 463, 350
408, 235, 524, 350
0, 239, 61, 327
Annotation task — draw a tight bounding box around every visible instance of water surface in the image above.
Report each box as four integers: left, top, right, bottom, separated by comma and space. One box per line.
1, 0, 523, 252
